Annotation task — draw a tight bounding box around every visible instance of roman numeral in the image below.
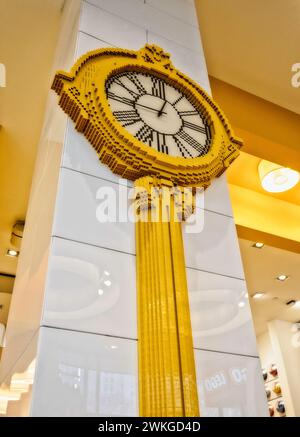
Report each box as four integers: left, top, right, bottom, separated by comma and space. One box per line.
151, 77, 166, 99
174, 137, 193, 158
127, 73, 147, 94
173, 95, 184, 106
113, 110, 140, 126
114, 78, 140, 98
107, 91, 135, 107
183, 120, 207, 134
176, 130, 204, 154
178, 110, 198, 116
154, 132, 168, 154
135, 124, 153, 147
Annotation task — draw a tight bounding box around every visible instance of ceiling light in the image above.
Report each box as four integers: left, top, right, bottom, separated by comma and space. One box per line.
252, 292, 265, 299
6, 249, 19, 257
258, 160, 299, 193
252, 242, 264, 249
98, 288, 104, 296
104, 279, 111, 287
238, 301, 245, 308
276, 274, 289, 282
104, 270, 110, 276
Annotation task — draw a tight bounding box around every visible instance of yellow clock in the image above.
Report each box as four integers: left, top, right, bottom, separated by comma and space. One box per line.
52, 44, 242, 418
52, 44, 241, 187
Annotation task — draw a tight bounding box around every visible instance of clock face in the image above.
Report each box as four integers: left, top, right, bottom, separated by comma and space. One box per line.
106, 71, 211, 158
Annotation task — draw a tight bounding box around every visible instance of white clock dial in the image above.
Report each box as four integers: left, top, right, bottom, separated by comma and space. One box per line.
106, 71, 211, 158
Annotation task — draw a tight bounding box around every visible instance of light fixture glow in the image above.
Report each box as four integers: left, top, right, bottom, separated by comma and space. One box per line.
104, 279, 111, 287
258, 160, 299, 193
6, 249, 18, 257
252, 292, 265, 299
104, 270, 110, 276
238, 301, 245, 308
98, 288, 104, 296
252, 242, 264, 249
276, 274, 289, 282
293, 301, 300, 309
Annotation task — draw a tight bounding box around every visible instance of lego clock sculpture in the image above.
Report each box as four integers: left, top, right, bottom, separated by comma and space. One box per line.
52, 45, 242, 417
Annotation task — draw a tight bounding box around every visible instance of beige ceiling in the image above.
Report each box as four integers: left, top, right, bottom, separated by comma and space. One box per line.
0, 0, 64, 279
239, 239, 300, 336
196, 0, 300, 114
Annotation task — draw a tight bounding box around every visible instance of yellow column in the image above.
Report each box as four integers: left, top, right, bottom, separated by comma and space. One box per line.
135, 176, 199, 417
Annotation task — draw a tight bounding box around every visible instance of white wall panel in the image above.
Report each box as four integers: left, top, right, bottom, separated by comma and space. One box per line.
194, 349, 268, 417
52, 168, 135, 254
183, 210, 245, 279
42, 237, 137, 339
187, 268, 257, 356
31, 327, 138, 417
80, 2, 147, 49
146, 0, 198, 27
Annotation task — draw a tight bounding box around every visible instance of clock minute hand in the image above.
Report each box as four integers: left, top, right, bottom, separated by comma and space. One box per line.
134, 102, 166, 114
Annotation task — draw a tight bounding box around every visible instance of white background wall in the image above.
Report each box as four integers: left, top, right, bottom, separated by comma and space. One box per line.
1, 0, 268, 417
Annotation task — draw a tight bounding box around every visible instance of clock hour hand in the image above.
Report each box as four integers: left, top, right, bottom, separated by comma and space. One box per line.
157, 100, 167, 117
134, 102, 166, 114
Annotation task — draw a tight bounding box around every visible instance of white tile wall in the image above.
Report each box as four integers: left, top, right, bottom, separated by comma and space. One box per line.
52, 168, 135, 254
80, 2, 147, 49
183, 209, 245, 279
31, 327, 138, 417
83, 0, 202, 52
146, 0, 198, 27
202, 174, 233, 217
42, 237, 137, 339
194, 349, 268, 417
187, 268, 257, 356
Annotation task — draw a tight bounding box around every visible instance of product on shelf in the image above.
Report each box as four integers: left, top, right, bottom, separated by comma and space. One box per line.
269, 363, 278, 377
262, 368, 268, 381
276, 400, 285, 415
265, 388, 271, 399
273, 382, 282, 395
269, 405, 275, 417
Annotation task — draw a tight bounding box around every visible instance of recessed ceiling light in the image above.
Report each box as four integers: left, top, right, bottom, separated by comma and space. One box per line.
238, 301, 245, 308
252, 242, 264, 249
252, 292, 265, 299
98, 288, 104, 296
6, 249, 19, 257
258, 160, 299, 193
276, 274, 289, 282
104, 279, 111, 287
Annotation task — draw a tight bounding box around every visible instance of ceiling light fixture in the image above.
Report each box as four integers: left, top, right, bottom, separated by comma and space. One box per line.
276, 274, 289, 282
258, 160, 299, 193
252, 292, 265, 299
252, 242, 264, 249
6, 249, 19, 257
238, 301, 245, 308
